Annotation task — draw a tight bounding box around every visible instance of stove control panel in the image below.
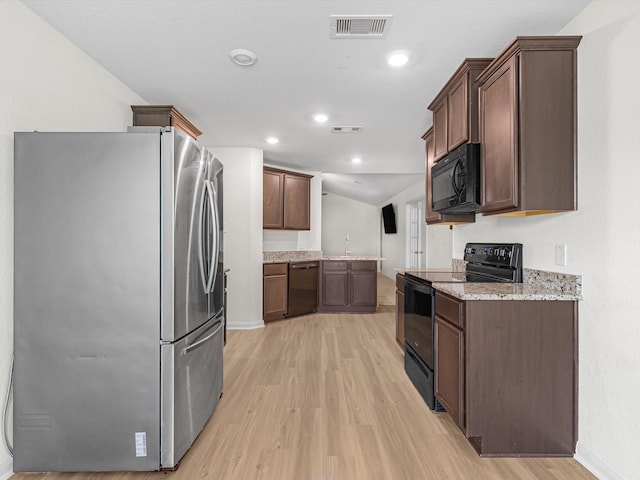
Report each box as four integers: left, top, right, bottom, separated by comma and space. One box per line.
464, 243, 522, 268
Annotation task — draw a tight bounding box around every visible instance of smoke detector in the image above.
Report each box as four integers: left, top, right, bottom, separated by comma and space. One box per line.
330, 15, 392, 38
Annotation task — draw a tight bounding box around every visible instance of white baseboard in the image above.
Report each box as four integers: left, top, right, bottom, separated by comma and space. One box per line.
0, 457, 13, 480
575, 442, 624, 480
227, 320, 265, 330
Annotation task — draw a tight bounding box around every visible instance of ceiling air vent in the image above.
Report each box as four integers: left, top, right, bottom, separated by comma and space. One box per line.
330, 15, 392, 39
331, 126, 363, 134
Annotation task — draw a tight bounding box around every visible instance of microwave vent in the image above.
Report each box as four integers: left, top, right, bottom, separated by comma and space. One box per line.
331, 126, 363, 134
330, 15, 392, 38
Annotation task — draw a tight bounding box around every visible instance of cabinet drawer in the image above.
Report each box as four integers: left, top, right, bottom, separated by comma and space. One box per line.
322, 261, 348, 271
264, 262, 288, 276
396, 273, 405, 291
350, 260, 376, 272
435, 291, 464, 329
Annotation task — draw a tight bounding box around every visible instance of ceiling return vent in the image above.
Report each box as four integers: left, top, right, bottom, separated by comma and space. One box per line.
330, 15, 392, 38
331, 126, 363, 133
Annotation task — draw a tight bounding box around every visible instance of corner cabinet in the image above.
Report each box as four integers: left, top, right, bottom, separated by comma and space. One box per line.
428, 59, 493, 162
263, 167, 312, 230
318, 260, 377, 313
263, 263, 288, 322
477, 36, 581, 216
423, 128, 475, 225
434, 291, 578, 456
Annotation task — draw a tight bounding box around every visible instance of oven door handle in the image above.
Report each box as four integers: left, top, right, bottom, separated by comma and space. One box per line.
404, 277, 433, 295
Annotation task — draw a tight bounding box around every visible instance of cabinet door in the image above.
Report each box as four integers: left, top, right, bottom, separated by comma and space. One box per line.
447, 76, 469, 151
480, 55, 519, 214
350, 270, 377, 307
432, 99, 448, 162
283, 174, 310, 230
263, 170, 284, 229
263, 274, 288, 321
321, 271, 349, 306
435, 316, 465, 431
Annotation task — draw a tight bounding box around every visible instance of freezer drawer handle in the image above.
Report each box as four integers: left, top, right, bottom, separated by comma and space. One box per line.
182, 320, 223, 355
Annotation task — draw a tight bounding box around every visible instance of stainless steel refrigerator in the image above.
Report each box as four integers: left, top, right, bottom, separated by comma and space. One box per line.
13, 127, 224, 471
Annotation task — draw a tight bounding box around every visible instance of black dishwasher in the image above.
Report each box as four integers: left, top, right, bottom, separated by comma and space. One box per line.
287, 261, 319, 317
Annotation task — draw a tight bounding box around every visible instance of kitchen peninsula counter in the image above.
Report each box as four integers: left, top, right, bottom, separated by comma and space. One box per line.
432, 281, 582, 301
263, 251, 383, 263
400, 267, 582, 302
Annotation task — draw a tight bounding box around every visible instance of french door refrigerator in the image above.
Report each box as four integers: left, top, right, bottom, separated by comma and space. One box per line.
13, 127, 224, 472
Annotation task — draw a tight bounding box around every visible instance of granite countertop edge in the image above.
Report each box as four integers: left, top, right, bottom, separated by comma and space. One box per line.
263, 251, 383, 263
432, 282, 582, 301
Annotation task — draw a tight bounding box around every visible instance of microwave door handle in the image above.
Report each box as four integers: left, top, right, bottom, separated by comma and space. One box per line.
205, 181, 218, 293
452, 162, 463, 196
198, 181, 209, 294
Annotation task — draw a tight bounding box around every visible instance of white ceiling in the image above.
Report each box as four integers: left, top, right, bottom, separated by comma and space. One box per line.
22, 0, 590, 205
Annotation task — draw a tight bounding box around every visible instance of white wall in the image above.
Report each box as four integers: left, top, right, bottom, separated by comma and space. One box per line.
453, 3, 640, 478
0, 1, 146, 473
321, 193, 379, 256
379, 181, 424, 278
209, 148, 264, 330
263, 166, 322, 252
426, 225, 454, 268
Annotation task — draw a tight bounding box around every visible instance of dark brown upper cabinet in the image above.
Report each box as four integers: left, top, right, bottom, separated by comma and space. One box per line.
263, 166, 312, 230
131, 105, 202, 139
428, 59, 493, 162
477, 36, 581, 216
423, 128, 475, 225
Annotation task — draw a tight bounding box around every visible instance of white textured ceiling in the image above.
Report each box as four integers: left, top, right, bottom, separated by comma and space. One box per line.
21, 0, 590, 205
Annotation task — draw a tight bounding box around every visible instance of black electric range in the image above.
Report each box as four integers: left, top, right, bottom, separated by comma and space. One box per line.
403, 243, 522, 411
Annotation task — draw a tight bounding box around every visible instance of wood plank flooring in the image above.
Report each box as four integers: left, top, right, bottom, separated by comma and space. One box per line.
11, 281, 596, 480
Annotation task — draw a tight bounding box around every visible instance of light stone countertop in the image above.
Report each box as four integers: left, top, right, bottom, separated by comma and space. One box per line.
263, 251, 383, 263
433, 281, 582, 301
392, 265, 582, 301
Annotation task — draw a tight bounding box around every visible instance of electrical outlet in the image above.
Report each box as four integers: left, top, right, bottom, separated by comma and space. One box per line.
555, 244, 567, 266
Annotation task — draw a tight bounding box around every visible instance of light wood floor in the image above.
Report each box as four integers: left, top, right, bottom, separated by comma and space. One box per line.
11, 277, 596, 480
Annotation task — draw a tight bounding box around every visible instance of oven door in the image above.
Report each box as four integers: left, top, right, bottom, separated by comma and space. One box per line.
403, 276, 435, 368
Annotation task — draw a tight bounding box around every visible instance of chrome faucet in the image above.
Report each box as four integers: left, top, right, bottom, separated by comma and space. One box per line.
344, 234, 351, 256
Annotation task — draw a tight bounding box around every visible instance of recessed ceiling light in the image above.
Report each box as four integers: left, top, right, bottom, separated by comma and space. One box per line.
229, 49, 258, 66
351, 157, 362, 164
266, 137, 279, 145
387, 51, 409, 67
313, 113, 329, 124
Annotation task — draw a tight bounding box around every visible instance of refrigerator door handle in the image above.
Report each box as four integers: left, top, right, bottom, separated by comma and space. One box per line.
197, 180, 209, 294
181, 320, 223, 355
205, 180, 219, 293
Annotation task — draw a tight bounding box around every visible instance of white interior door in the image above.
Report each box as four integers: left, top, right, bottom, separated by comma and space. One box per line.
406, 198, 426, 269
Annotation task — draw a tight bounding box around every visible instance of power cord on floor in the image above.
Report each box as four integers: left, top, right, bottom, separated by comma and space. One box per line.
2, 355, 13, 456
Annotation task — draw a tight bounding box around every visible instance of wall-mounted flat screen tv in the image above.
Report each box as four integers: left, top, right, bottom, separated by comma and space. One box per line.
382, 203, 397, 234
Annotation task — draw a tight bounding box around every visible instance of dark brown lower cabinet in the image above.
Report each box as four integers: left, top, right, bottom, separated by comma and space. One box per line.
434, 315, 464, 430
318, 260, 377, 313
395, 274, 405, 347
263, 263, 288, 322
434, 291, 578, 457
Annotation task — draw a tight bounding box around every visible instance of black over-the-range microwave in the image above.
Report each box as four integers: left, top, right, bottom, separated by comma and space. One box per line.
431, 143, 481, 214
